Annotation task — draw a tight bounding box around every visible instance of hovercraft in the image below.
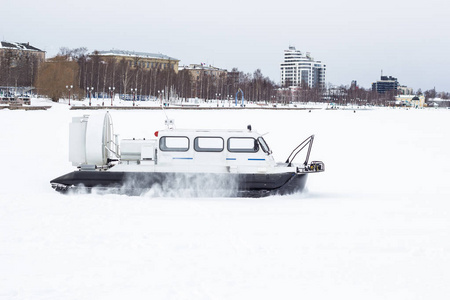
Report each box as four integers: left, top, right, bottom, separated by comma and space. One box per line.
51, 112, 324, 197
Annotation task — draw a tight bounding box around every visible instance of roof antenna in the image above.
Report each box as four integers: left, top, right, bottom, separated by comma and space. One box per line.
161, 98, 174, 129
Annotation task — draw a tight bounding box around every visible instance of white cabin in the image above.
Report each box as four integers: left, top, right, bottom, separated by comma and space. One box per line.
111, 128, 281, 174
69, 113, 290, 175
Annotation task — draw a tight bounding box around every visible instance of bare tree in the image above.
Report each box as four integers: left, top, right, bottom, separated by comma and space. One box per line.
120, 58, 131, 95
35, 56, 79, 101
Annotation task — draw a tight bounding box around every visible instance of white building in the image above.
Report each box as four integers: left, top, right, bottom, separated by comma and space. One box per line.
395, 95, 425, 108
280, 46, 326, 89
398, 85, 414, 95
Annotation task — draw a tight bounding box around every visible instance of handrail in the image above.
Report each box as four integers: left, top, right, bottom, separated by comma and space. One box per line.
285, 135, 315, 167
105, 112, 120, 160
105, 142, 119, 158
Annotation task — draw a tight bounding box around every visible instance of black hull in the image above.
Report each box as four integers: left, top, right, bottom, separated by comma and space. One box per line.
50, 171, 308, 197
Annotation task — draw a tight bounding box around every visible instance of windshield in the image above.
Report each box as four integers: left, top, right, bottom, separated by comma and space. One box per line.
258, 137, 271, 154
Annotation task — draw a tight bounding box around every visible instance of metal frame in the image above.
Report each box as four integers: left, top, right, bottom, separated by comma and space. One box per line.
285, 135, 315, 167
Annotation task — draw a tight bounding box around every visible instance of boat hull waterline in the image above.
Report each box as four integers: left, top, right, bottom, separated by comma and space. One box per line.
51, 171, 308, 197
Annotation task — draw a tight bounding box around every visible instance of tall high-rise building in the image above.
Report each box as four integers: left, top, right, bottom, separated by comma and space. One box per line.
280, 46, 326, 88
372, 76, 399, 94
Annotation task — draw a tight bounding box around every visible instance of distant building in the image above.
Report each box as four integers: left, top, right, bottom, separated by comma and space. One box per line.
372, 76, 399, 94
179, 63, 227, 79
0, 41, 46, 64
0, 41, 45, 90
428, 98, 450, 108
395, 95, 425, 108
280, 46, 326, 89
179, 64, 227, 98
398, 85, 413, 95
93, 49, 179, 73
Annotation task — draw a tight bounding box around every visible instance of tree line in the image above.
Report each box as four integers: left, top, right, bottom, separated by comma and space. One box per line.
3, 46, 449, 107
34, 47, 278, 103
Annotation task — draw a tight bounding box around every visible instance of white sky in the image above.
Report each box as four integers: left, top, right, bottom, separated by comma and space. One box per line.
2, 0, 449, 91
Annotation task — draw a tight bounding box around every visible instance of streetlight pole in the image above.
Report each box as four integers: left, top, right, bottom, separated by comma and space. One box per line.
66, 85, 73, 106
131, 88, 136, 106
87, 87, 93, 106
109, 87, 115, 106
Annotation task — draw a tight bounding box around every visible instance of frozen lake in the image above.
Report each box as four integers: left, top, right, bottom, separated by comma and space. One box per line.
1, 103, 449, 299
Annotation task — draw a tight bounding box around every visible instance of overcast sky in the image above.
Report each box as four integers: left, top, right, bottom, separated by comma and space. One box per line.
2, 0, 449, 91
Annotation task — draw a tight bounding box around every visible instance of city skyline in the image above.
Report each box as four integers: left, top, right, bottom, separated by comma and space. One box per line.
2, 0, 449, 92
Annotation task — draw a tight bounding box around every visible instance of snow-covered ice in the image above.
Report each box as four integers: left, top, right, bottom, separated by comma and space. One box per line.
1, 102, 449, 299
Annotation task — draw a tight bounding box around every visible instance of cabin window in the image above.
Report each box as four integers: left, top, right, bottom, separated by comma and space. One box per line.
194, 137, 224, 152
159, 136, 189, 151
227, 137, 259, 153
258, 137, 271, 154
